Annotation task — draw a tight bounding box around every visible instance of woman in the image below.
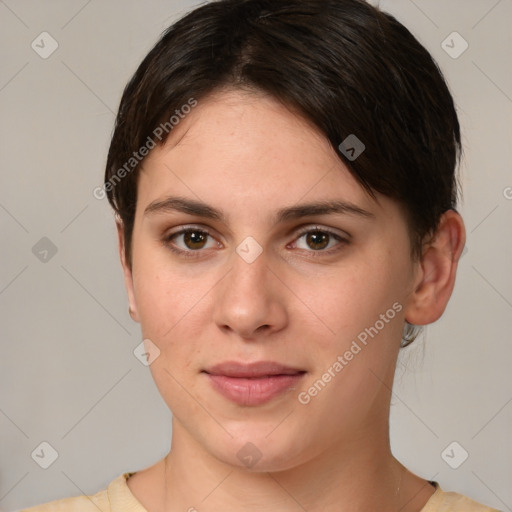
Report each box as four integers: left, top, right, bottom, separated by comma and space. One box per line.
23, 0, 500, 510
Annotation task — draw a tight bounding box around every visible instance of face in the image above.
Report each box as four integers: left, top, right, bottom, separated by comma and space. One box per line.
121, 89, 420, 471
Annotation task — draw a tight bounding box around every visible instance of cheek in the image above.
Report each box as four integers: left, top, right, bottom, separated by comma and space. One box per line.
294, 261, 406, 425
299, 258, 405, 351
131, 247, 212, 338
131, 260, 211, 405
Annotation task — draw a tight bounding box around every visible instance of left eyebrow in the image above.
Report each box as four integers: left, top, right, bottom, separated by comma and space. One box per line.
274, 200, 375, 223
143, 196, 375, 223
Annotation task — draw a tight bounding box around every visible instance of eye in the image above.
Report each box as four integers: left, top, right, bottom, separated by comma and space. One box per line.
165, 227, 220, 255
292, 227, 347, 253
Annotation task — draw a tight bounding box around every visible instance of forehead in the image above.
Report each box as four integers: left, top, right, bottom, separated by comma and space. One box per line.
136, 89, 394, 223
154, 89, 338, 175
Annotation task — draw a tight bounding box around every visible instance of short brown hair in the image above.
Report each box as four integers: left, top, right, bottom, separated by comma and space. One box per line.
105, 0, 462, 346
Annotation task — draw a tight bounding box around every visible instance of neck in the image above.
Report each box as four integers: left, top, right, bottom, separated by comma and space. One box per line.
160, 416, 404, 512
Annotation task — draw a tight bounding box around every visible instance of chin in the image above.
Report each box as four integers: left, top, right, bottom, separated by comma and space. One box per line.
204, 427, 310, 473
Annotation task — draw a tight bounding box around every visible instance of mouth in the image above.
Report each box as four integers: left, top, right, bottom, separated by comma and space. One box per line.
203, 361, 306, 406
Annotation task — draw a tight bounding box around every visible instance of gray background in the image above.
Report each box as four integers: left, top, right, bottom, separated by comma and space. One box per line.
1, 0, 511, 510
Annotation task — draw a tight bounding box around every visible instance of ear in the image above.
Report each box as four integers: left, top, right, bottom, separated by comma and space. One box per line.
116, 219, 140, 323
404, 210, 466, 326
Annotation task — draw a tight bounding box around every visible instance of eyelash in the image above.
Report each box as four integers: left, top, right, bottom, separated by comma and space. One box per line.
163, 225, 349, 259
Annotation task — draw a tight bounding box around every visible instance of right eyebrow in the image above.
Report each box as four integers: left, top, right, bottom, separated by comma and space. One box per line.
144, 197, 226, 222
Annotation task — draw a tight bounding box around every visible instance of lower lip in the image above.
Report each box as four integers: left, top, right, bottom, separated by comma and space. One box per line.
206, 373, 305, 406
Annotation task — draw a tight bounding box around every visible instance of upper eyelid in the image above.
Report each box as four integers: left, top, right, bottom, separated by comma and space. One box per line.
294, 225, 349, 239
166, 223, 348, 238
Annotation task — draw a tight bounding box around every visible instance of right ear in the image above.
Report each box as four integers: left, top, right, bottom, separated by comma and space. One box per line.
116, 219, 140, 323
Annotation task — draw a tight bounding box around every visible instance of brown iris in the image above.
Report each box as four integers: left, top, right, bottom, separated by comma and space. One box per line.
183, 230, 208, 250
306, 231, 330, 250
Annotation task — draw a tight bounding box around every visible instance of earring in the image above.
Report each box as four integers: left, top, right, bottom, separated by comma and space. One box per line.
401, 321, 421, 347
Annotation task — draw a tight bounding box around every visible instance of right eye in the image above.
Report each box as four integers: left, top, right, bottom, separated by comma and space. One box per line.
164, 227, 222, 258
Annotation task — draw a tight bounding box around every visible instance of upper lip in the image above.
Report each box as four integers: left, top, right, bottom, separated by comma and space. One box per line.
204, 361, 305, 378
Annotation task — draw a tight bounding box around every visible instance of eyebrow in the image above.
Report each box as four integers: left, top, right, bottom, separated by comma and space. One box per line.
144, 196, 375, 223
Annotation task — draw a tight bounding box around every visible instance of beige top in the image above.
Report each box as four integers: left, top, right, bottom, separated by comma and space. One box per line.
21, 473, 501, 512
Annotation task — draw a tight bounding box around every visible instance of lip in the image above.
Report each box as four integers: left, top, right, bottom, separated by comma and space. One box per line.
204, 361, 306, 406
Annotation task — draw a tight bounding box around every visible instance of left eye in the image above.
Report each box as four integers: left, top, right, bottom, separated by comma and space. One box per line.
293, 229, 345, 251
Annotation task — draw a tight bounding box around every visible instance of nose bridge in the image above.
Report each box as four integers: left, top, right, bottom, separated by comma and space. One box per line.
225, 247, 271, 309
212, 245, 287, 338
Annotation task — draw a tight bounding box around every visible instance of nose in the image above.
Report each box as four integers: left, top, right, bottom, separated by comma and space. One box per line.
212, 248, 288, 340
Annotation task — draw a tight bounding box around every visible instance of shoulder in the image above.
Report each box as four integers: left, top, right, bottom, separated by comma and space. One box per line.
20, 473, 146, 512
422, 482, 502, 512
20, 489, 110, 512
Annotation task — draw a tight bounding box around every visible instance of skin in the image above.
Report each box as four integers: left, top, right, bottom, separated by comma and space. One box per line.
118, 89, 466, 512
